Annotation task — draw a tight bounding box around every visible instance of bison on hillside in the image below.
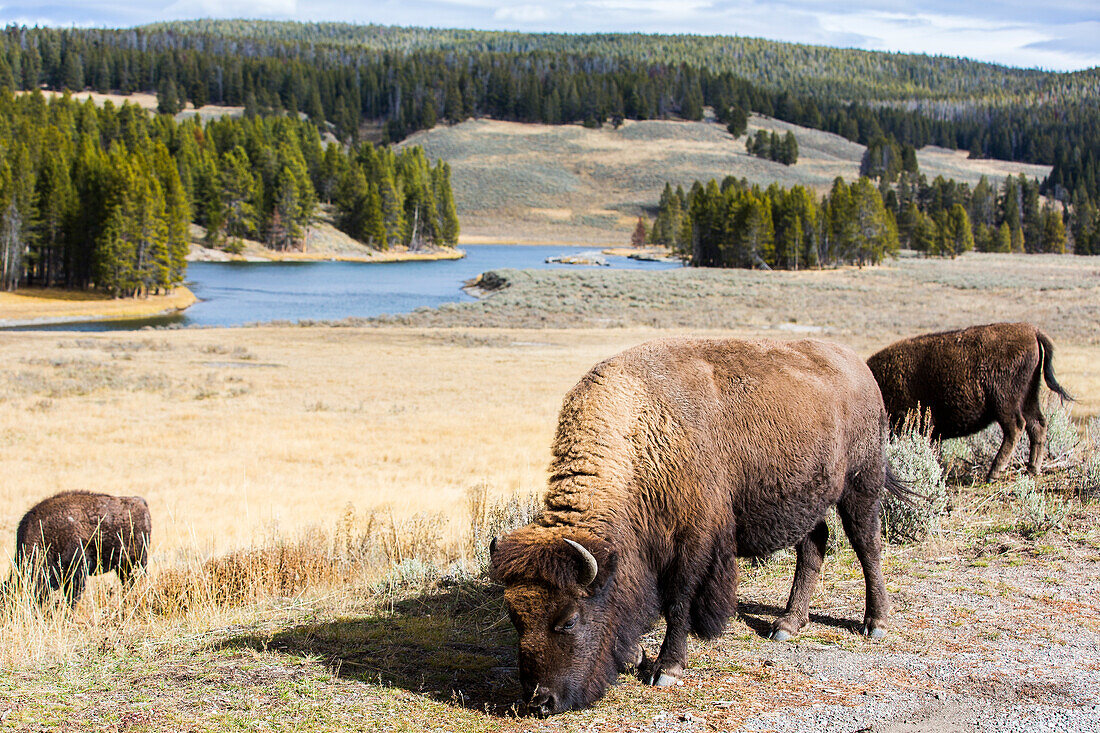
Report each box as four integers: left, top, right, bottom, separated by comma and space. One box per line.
490, 337, 908, 715
867, 323, 1072, 480
12, 491, 151, 606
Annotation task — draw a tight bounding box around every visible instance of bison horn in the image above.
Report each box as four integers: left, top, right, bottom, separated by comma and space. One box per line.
563, 538, 598, 586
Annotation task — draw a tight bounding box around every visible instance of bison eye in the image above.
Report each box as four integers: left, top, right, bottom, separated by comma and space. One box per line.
554, 613, 579, 633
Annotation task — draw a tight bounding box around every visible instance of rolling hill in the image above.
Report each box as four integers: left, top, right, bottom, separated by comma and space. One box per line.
401, 114, 1052, 245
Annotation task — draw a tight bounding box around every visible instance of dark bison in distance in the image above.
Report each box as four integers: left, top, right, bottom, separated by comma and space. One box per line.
12, 491, 151, 605
490, 337, 908, 715
867, 323, 1072, 480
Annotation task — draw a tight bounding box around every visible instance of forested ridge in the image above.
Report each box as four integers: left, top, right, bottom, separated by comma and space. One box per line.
1, 22, 1094, 213
141, 20, 1100, 101
0, 89, 458, 293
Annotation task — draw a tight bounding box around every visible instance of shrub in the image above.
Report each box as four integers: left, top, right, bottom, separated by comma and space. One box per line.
883, 422, 948, 543
1012, 476, 1068, 538
1070, 417, 1100, 500
1072, 454, 1100, 500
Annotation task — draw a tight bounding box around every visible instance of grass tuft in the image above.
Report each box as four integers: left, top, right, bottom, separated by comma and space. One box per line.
1012, 476, 1069, 538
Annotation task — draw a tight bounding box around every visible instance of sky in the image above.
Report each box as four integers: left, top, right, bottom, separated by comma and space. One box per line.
2, 0, 1098, 72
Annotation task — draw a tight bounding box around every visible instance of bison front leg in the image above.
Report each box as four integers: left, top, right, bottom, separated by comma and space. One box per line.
645, 595, 689, 687
770, 520, 828, 641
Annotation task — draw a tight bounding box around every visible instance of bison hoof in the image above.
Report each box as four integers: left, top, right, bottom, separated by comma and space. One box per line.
641, 658, 684, 687
860, 623, 887, 639
769, 628, 792, 642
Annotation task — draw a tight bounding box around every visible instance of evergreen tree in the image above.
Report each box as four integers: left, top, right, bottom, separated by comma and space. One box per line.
725, 106, 748, 139
1040, 202, 1066, 253
631, 217, 648, 247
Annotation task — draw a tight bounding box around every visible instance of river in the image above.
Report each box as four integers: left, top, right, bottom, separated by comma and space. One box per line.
11, 245, 681, 331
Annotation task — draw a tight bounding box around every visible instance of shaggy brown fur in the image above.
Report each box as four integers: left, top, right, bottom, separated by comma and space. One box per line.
867, 323, 1072, 480
13, 491, 151, 606
491, 337, 904, 715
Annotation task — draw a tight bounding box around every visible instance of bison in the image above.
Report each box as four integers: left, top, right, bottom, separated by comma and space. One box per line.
867, 323, 1072, 481
11, 491, 151, 606
490, 337, 907, 715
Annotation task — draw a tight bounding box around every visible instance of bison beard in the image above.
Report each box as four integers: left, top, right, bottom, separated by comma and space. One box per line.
867, 322, 1073, 480
491, 337, 903, 715
12, 490, 151, 606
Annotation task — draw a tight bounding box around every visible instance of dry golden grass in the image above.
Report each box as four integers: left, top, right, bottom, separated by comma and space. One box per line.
0, 327, 646, 563
0, 286, 196, 326
1, 323, 1095, 566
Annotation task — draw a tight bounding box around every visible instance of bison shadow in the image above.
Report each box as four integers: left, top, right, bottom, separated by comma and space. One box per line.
736, 600, 860, 638
219, 578, 524, 715
218, 581, 862, 715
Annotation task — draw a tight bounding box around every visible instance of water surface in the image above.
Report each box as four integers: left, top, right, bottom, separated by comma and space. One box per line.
10, 245, 680, 331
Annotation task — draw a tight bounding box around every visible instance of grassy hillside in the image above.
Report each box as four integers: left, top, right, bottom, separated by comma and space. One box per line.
400, 115, 1050, 244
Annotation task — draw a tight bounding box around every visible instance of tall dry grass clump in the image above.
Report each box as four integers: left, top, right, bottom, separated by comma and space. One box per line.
466, 483, 543, 570
0, 499, 485, 671
1070, 417, 1100, 500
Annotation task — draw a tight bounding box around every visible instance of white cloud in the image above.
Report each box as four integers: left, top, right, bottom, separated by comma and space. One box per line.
812, 9, 1099, 69
493, 4, 554, 23
163, 0, 298, 18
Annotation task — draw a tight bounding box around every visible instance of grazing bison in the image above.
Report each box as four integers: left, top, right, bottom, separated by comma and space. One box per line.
12, 491, 151, 605
867, 323, 1072, 480
490, 337, 907, 715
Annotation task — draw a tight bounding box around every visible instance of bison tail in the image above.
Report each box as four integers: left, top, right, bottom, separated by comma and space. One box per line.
1037, 332, 1073, 402
884, 465, 922, 506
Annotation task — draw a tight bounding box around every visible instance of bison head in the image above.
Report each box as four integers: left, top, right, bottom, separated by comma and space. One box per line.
490, 526, 620, 716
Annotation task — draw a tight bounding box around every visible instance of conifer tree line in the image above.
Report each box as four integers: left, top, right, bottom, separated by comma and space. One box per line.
3, 23, 1097, 237
649, 177, 898, 269
856, 146, 1085, 254
0, 89, 459, 293
651, 167, 1092, 269
746, 130, 798, 165
883, 172, 1082, 255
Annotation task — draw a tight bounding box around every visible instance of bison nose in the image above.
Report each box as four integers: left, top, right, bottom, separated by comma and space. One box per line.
528, 686, 558, 717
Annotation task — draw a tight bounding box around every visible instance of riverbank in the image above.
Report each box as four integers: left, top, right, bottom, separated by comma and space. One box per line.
187, 242, 465, 264
188, 218, 466, 264
0, 286, 196, 328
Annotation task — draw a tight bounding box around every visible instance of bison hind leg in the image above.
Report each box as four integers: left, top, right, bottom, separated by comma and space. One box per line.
770, 519, 829, 641
836, 492, 890, 638
1023, 391, 1048, 476
689, 525, 739, 640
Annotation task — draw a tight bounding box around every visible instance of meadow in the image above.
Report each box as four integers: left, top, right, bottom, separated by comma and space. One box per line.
1, 251, 1099, 730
